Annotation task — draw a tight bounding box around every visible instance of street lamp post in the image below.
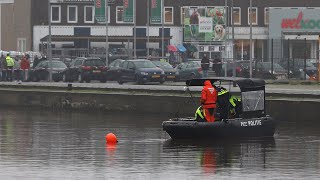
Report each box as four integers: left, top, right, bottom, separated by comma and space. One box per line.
48, 0, 52, 82
134, 0, 136, 58
147, 0, 150, 57
232, 0, 236, 77
105, 0, 109, 65
249, 0, 253, 78
161, 0, 164, 58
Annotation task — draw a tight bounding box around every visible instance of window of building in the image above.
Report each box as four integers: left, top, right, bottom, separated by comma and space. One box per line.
68, 5, 78, 23
232, 7, 241, 25
17, 38, 26, 52
51, 5, 61, 23
84, 6, 94, 23
248, 7, 257, 25
116, 6, 124, 23
164, 7, 173, 24
264, 8, 269, 25
116, 6, 134, 24
181, 7, 186, 25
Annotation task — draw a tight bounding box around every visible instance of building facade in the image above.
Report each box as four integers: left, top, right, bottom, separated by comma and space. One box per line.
32, 0, 320, 61
0, 0, 33, 52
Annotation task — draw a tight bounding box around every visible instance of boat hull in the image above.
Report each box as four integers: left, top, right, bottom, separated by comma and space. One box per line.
162, 116, 275, 139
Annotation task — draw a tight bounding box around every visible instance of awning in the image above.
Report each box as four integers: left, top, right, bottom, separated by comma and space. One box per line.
183, 43, 198, 52
40, 35, 172, 43
176, 44, 187, 52
167, 45, 178, 52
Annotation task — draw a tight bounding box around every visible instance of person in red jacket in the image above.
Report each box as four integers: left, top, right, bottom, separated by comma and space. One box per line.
20, 55, 30, 81
200, 80, 218, 122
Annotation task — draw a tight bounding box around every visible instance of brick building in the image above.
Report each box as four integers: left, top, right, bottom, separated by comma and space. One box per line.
28, 0, 320, 61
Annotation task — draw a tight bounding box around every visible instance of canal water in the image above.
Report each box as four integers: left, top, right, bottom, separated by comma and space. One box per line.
0, 108, 319, 179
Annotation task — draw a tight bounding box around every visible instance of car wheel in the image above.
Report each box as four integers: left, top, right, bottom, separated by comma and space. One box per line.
100, 79, 107, 83
117, 76, 124, 85
62, 74, 67, 82
32, 75, 39, 82
85, 78, 91, 83
189, 73, 195, 80
135, 75, 143, 85
78, 74, 83, 83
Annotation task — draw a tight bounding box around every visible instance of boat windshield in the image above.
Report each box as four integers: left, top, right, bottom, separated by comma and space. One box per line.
241, 90, 264, 112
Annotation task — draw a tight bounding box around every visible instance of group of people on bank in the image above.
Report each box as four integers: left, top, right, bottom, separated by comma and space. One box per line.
195, 80, 241, 122
0, 54, 31, 82
201, 54, 223, 78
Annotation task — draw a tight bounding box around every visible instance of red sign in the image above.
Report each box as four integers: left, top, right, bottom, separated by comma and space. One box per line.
282, 11, 320, 29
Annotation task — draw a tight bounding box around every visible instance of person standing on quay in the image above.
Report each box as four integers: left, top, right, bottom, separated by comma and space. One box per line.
201, 54, 210, 78
1, 54, 6, 81
20, 55, 30, 81
5, 53, 14, 82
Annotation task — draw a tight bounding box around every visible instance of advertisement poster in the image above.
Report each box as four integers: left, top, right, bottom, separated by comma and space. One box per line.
184, 6, 226, 42
95, 0, 106, 23
150, 0, 162, 24
123, 0, 134, 23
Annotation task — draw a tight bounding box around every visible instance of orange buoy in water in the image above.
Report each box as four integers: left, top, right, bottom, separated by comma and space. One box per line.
105, 133, 118, 144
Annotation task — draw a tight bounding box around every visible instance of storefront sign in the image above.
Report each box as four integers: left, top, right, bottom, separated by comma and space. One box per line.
123, 0, 134, 23
282, 11, 320, 29
150, 0, 162, 24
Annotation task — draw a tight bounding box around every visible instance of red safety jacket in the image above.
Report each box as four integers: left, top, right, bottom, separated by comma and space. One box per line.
200, 80, 217, 109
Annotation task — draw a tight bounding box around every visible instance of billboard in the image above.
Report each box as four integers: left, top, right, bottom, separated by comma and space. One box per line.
183, 6, 226, 42
150, 0, 162, 24
123, 0, 135, 23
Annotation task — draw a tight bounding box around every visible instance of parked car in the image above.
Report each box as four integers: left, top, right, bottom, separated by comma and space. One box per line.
280, 59, 317, 79
28, 60, 67, 82
62, 57, 108, 83
175, 61, 203, 80
106, 59, 125, 81
117, 59, 165, 84
222, 60, 251, 77
255, 62, 288, 79
152, 61, 179, 81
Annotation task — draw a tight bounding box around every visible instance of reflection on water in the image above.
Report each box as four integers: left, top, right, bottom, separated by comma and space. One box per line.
0, 108, 319, 179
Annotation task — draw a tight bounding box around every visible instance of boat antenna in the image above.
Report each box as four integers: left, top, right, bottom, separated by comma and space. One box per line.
185, 83, 198, 107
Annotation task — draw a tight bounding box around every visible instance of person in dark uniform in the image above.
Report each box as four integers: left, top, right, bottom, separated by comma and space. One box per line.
212, 56, 222, 77
216, 86, 242, 120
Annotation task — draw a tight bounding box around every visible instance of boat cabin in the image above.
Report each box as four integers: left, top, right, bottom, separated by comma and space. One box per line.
186, 77, 266, 120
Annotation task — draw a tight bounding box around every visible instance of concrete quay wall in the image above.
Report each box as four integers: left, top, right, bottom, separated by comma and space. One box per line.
0, 84, 319, 121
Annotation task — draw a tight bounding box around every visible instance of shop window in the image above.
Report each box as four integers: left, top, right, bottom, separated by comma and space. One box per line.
84, 6, 94, 23
164, 7, 173, 24
234, 40, 242, 60
232, 7, 241, 25
68, 5, 78, 23
248, 7, 257, 25
51, 5, 61, 23
242, 40, 251, 60
115, 6, 128, 24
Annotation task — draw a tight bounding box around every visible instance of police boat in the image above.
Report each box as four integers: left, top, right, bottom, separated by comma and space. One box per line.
162, 77, 276, 139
